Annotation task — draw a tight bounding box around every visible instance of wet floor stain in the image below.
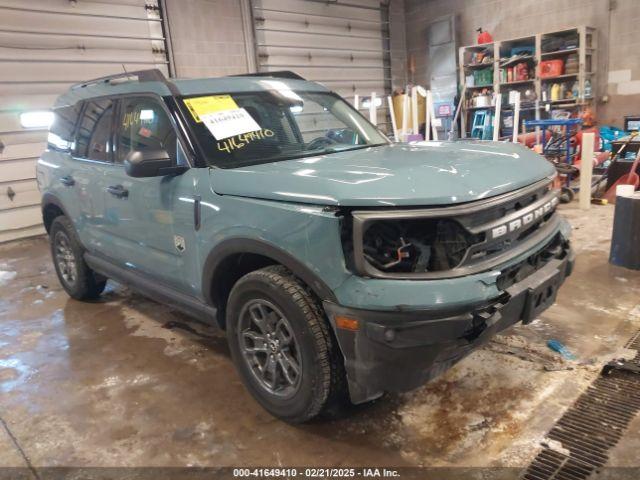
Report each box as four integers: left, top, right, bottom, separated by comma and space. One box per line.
0, 205, 639, 468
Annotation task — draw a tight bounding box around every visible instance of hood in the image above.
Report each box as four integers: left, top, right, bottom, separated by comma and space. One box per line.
210, 141, 556, 207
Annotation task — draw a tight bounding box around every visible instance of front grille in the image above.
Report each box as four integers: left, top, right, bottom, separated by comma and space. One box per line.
467, 206, 556, 262
350, 178, 560, 279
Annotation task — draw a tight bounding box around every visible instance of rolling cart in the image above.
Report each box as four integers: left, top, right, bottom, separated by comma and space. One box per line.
524, 118, 583, 202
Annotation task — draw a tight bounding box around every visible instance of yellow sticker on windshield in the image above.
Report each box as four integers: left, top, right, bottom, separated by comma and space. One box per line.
183, 95, 238, 123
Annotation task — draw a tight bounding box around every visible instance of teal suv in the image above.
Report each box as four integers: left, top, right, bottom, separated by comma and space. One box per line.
37, 70, 574, 422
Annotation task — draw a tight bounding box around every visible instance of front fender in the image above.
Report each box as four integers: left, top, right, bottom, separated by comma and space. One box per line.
201, 236, 338, 305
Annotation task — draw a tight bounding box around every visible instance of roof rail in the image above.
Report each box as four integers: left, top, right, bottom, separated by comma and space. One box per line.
228, 71, 306, 81
71, 68, 180, 95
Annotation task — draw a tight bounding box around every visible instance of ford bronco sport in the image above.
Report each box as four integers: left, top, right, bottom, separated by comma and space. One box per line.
37, 70, 574, 422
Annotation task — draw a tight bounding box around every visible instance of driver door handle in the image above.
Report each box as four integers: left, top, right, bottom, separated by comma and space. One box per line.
106, 184, 128, 199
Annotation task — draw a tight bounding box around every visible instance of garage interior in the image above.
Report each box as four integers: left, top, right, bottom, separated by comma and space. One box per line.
1, 0, 640, 478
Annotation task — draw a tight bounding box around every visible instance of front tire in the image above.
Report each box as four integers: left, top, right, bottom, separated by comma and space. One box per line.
226, 266, 345, 423
50, 216, 106, 300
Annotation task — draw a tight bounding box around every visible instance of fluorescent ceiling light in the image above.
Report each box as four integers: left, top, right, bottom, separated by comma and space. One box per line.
260, 80, 303, 102
20, 111, 54, 129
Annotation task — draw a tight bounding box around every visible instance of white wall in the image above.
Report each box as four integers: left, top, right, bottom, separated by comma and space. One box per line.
163, 0, 255, 78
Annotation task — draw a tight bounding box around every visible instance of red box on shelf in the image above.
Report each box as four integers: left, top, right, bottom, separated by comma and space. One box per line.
539, 59, 564, 78
514, 62, 529, 81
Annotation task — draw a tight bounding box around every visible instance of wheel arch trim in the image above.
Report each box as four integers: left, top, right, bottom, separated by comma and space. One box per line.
41, 193, 70, 232
201, 237, 338, 307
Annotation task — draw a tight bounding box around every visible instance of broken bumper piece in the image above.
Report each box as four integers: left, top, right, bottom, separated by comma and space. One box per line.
324, 248, 575, 405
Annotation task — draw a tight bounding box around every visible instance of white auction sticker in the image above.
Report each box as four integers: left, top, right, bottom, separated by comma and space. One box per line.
201, 108, 261, 140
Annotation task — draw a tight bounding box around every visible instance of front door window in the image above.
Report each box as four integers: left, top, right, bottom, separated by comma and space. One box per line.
116, 97, 177, 164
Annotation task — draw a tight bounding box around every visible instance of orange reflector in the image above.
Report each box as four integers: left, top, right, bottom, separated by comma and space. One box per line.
335, 316, 359, 331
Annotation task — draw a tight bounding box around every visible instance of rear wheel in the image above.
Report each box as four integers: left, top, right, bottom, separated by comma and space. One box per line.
226, 265, 346, 422
50, 216, 106, 300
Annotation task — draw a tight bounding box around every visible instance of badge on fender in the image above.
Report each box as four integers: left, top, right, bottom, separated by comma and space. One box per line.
174, 235, 186, 252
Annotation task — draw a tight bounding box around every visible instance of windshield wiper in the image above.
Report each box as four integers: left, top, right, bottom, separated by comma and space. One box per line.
255, 149, 332, 163
226, 143, 389, 168
321, 143, 388, 155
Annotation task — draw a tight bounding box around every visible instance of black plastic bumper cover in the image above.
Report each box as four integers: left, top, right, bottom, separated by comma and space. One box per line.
324, 248, 575, 404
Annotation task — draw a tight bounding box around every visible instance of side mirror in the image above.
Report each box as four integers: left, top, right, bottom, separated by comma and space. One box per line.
124, 149, 187, 178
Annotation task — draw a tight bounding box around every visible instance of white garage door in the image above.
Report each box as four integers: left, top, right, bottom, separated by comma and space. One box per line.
251, 0, 391, 132
0, 0, 168, 243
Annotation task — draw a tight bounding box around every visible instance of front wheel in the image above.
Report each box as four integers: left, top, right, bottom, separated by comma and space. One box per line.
226, 266, 346, 422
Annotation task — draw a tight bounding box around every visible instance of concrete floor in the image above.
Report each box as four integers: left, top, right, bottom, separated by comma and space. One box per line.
1, 204, 639, 471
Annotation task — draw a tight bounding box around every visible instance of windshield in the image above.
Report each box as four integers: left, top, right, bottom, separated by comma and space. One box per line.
179, 89, 388, 168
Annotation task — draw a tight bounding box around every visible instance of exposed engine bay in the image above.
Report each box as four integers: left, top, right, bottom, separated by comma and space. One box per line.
361, 219, 480, 273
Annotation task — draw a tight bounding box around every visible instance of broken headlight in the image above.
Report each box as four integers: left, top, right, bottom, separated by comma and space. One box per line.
362, 218, 481, 273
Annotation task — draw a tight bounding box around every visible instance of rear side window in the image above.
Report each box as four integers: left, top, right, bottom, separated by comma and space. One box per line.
48, 102, 83, 152
75, 98, 114, 161
116, 96, 177, 164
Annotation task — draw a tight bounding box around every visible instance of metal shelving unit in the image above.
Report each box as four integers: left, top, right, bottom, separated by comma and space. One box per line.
458, 26, 596, 138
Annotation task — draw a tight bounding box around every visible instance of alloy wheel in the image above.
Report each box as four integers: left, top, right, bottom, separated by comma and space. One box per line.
54, 231, 77, 286
238, 299, 302, 397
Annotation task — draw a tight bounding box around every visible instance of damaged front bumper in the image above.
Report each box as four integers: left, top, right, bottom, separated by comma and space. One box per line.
324, 245, 575, 405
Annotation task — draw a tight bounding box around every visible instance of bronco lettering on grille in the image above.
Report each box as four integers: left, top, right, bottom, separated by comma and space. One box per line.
489, 196, 559, 240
